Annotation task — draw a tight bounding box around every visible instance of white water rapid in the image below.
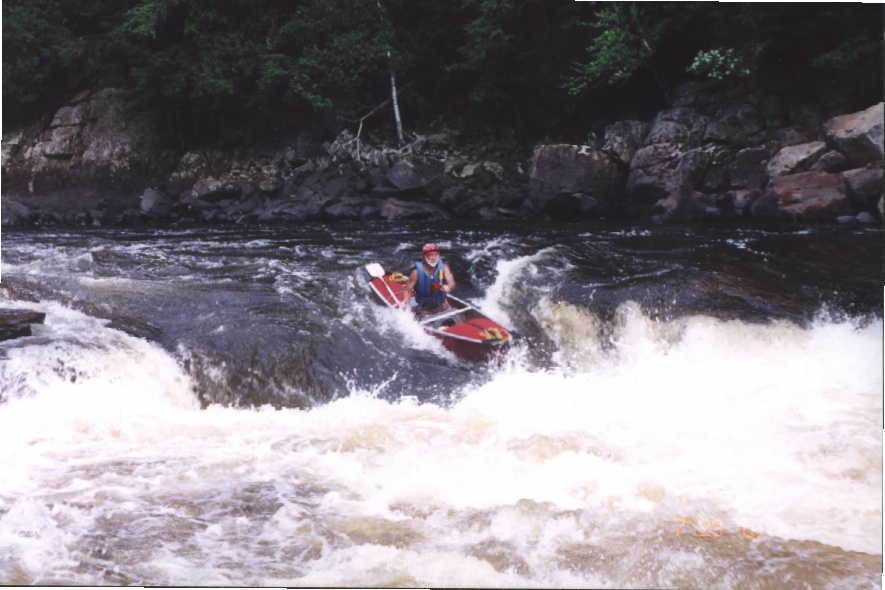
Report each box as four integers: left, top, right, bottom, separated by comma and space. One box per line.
1, 294, 880, 588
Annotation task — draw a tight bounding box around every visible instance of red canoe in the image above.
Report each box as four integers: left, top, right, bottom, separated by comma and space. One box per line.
365, 263, 514, 362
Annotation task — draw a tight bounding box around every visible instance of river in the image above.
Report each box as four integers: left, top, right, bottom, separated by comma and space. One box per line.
0, 221, 881, 588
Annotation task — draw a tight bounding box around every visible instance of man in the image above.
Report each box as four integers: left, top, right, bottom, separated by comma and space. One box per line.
406, 243, 456, 318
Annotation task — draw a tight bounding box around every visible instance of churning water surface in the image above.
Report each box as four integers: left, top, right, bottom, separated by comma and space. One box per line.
0, 221, 881, 588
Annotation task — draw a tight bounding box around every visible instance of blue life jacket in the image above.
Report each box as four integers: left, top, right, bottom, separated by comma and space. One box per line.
414, 259, 447, 308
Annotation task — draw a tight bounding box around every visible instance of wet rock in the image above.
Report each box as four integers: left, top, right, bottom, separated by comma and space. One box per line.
4, 88, 169, 199
723, 189, 760, 217
258, 176, 282, 193
645, 108, 710, 146
856, 211, 877, 224
704, 102, 764, 144
0, 309, 45, 342
323, 196, 381, 219
771, 126, 818, 147
42, 126, 82, 159
380, 198, 449, 220
627, 144, 710, 211
1, 199, 33, 226
842, 162, 884, 208
386, 157, 443, 193
528, 144, 624, 217
755, 170, 851, 221
386, 159, 423, 190
602, 120, 649, 165
699, 146, 734, 192
187, 176, 242, 202
823, 102, 884, 167
139, 188, 174, 217
766, 141, 827, 178
810, 150, 849, 173
728, 146, 773, 190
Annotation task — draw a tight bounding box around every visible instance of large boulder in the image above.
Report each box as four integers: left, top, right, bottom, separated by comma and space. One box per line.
0, 309, 46, 342
728, 146, 774, 190
323, 196, 381, 219
753, 171, 851, 221
703, 102, 764, 145
823, 103, 884, 167
626, 143, 710, 210
810, 150, 850, 173
380, 198, 449, 220
644, 108, 710, 147
842, 162, 884, 209
386, 158, 442, 191
766, 141, 828, 178
527, 144, 624, 217
602, 120, 648, 165
3, 88, 174, 209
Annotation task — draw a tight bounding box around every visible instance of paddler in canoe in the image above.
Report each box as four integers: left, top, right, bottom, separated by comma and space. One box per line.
404, 243, 457, 319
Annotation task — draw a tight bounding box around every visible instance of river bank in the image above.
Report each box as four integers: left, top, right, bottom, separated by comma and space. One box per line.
2, 82, 883, 228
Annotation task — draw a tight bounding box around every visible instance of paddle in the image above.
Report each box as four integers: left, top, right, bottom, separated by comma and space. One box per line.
365, 262, 408, 310
365, 262, 386, 279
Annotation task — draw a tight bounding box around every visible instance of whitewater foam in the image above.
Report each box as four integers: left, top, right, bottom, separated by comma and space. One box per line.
0, 297, 880, 586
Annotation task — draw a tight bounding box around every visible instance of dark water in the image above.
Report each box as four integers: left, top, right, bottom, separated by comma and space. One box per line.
2, 221, 881, 408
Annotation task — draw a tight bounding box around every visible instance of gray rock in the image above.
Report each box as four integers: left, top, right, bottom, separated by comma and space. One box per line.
758, 170, 851, 221
2, 131, 24, 166
528, 144, 624, 215
139, 188, 173, 216
386, 158, 442, 192
824, 102, 884, 166
725, 189, 760, 217
50, 104, 88, 128
0, 309, 45, 341
842, 163, 884, 207
602, 120, 648, 164
704, 103, 764, 144
810, 150, 849, 173
188, 177, 241, 202
323, 196, 381, 219
771, 127, 818, 147
42, 126, 81, 159
728, 146, 773, 189
766, 141, 828, 178
645, 108, 710, 146
387, 160, 424, 190
699, 146, 734, 192
627, 143, 710, 209
1, 199, 33, 225
380, 198, 449, 221
856, 211, 877, 224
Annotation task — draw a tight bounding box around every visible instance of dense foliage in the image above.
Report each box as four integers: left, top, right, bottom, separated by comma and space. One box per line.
3, 1, 881, 144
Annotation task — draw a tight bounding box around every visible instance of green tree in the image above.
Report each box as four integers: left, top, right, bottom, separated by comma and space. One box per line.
563, 3, 675, 95
3, 0, 85, 120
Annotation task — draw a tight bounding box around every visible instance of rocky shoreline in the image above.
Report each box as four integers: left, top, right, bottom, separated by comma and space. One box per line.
2, 83, 882, 227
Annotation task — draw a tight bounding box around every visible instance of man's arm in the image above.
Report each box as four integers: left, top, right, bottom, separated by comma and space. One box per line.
405, 269, 418, 304
443, 264, 456, 293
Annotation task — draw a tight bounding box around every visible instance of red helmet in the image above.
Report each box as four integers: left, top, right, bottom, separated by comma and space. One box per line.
421, 243, 440, 254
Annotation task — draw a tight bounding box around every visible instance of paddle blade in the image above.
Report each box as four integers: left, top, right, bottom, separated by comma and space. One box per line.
365, 262, 386, 279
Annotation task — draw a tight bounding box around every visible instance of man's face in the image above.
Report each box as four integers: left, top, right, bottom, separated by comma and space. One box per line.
423, 250, 440, 265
